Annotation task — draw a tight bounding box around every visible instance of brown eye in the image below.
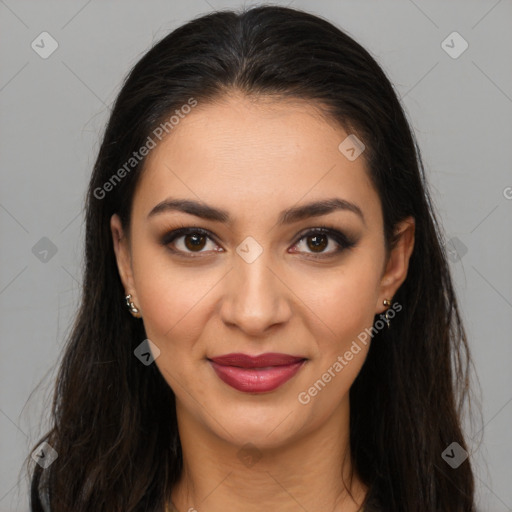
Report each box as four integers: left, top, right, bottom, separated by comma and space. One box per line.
305, 233, 328, 253
161, 228, 221, 256
184, 233, 207, 251
161, 226, 356, 259
292, 227, 356, 258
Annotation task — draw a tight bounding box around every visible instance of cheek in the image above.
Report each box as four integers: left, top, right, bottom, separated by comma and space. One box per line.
294, 264, 380, 419
130, 245, 220, 352
296, 259, 382, 352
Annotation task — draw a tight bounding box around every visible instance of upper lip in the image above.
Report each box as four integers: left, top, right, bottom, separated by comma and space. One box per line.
208, 352, 307, 368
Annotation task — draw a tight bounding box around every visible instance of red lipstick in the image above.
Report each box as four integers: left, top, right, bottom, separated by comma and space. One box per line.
208, 353, 306, 393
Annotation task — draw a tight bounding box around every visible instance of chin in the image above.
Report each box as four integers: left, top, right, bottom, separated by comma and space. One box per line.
210, 401, 305, 448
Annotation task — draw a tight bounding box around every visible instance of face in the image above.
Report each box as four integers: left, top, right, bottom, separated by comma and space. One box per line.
111, 92, 414, 450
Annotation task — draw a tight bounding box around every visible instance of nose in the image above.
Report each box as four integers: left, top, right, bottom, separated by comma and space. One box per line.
219, 249, 292, 336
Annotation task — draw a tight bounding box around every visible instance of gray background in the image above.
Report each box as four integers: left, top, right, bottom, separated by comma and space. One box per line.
1, 0, 511, 510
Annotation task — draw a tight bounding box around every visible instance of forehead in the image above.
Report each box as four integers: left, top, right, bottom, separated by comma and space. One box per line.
132, 93, 380, 227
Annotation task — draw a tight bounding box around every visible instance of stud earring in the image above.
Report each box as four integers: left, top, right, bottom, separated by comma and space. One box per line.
125, 294, 141, 318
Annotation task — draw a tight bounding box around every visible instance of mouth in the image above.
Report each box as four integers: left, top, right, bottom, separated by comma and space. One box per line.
208, 353, 307, 393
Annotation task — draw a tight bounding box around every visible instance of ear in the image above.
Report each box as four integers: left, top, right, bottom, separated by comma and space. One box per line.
110, 214, 139, 310
376, 216, 415, 313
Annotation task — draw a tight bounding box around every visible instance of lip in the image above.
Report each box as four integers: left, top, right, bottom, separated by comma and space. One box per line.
208, 352, 307, 393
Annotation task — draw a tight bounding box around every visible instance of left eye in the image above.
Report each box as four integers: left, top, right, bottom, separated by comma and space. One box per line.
162, 227, 354, 257
292, 228, 351, 256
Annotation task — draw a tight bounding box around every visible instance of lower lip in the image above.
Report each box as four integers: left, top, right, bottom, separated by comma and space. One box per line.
209, 360, 306, 393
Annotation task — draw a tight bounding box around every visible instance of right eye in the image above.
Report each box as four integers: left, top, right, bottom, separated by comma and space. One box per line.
161, 227, 224, 257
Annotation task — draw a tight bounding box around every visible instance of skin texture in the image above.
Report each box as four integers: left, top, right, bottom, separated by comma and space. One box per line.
111, 92, 415, 512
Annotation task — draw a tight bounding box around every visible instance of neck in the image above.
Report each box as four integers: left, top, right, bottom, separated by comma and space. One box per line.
171, 396, 367, 512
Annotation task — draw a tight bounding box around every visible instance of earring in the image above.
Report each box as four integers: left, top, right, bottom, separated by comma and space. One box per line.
125, 294, 141, 318
383, 298, 392, 328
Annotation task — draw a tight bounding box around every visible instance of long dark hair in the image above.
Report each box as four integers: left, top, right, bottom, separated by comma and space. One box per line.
27, 5, 477, 511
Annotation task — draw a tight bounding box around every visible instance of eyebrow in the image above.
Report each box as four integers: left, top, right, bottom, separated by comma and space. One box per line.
147, 197, 365, 226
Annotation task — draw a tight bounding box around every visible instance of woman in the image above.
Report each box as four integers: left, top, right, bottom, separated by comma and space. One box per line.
27, 5, 476, 511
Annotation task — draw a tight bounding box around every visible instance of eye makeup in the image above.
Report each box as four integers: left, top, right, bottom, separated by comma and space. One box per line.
158, 222, 358, 260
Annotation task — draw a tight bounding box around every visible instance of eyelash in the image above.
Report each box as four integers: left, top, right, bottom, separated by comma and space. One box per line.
160, 223, 356, 260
